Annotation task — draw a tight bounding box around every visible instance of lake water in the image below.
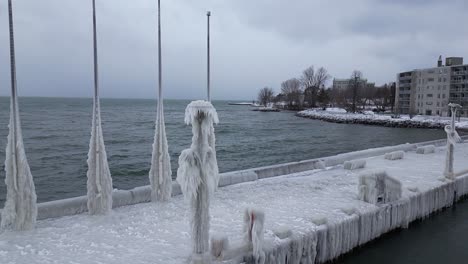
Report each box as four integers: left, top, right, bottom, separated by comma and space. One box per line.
0, 97, 447, 204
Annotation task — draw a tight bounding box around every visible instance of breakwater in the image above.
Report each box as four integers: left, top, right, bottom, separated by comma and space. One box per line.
296, 110, 468, 130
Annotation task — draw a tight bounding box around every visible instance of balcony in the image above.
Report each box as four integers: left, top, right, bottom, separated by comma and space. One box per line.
452, 71, 468, 76
451, 79, 468, 84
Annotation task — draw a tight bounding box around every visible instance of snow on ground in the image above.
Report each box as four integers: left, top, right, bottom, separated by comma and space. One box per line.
298, 109, 468, 129
1, 144, 468, 264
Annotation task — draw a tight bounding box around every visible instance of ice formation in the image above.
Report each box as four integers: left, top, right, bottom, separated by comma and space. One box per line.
444, 104, 463, 180
358, 170, 402, 205
343, 159, 366, 170
1, 96, 37, 231
149, 100, 172, 202
1, 0, 37, 231
86, 97, 113, 215
384, 151, 404, 160
210, 234, 229, 259
3, 142, 468, 264
297, 108, 468, 129
176, 100, 219, 262
86, 0, 113, 215
416, 145, 435, 154
244, 208, 265, 263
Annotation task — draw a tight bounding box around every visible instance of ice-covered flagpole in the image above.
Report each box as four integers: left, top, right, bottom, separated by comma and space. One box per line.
86, 0, 113, 215
177, 101, 220, 263
1, 0, 38, 231
148, 0, 172, 202
444, 103, 462, 180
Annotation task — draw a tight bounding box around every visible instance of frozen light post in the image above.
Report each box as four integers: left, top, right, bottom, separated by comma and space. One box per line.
149, 0, 172, 202
444, 103, 462, 180
86, 0, 114, 215
1, 0, 38, 231
177, 101, 219, 264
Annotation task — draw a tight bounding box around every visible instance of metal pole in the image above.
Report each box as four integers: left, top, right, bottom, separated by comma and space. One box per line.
158, 0, 162, 103
8, 0, 19, 191
92, 0, 99, 103
207, 11, 211, 102
92, 0, 101, 189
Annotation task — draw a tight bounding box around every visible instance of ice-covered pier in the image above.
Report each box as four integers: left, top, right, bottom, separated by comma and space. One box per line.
1, 138, 468, 264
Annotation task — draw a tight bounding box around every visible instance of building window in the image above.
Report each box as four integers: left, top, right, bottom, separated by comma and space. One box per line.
428, 78, 434, 82
427, 94, 433, 97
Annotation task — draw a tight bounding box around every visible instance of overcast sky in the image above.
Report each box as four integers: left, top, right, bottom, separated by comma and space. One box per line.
1, 0, 467, 100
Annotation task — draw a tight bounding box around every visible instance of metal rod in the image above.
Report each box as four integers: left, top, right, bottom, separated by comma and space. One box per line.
207, 11, 211, 102
158, 0, 162, 103
92, 0, 101, 189
8, 0, 19, 191
92, 0, 99, 102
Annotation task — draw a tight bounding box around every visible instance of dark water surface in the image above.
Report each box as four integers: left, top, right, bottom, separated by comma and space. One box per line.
0, 97, 446, 204
337, 198, 468, 264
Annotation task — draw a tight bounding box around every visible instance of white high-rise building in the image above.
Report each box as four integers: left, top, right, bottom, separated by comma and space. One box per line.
395, 56, 468, 117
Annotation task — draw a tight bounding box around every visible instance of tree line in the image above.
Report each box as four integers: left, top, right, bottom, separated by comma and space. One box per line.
257, 66, 396, 113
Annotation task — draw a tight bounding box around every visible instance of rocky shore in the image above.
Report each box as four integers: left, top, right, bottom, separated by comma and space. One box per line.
296, 109, 468, 131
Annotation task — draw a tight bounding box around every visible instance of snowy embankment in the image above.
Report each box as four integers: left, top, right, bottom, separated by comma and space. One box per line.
297, 108, 468, 130
2, 142, 468, 263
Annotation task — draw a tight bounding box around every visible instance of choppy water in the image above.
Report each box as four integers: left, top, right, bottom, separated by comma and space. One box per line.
0, 97, 446, 204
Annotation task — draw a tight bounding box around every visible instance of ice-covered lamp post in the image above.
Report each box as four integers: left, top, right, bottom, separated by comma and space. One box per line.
149, 0, 172, 202
177, 11, 219, 263
177, 101, 220, 263
444, 103, 462, 180
1, 0, 38, 231
86, 0, 113, 215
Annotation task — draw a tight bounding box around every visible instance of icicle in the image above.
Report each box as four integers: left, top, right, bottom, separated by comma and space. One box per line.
149, 101, 172, 201
1, 97, 38, 231
177, 100, 219, 263
86, 98, 113, 214
86, 0, 113, 215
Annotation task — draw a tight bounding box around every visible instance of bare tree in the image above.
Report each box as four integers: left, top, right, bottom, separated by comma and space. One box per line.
257, 87, 274, 107
301, 66, 330, 107
281, 78, 302, 108
314, 67, 331, 89
348, 70, 363, 113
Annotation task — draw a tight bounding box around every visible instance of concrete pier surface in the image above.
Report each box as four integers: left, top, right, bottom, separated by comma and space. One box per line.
1, 138, 468, 263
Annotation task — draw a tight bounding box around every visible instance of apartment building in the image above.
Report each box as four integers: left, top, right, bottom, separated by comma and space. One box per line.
395, 56, 468, 117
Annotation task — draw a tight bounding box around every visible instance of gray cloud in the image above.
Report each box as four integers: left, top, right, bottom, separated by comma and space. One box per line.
1, 0, 467, 100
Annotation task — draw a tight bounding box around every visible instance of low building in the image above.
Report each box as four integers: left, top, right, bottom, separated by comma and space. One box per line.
332, 78, 375, 90
395, 56, 468, 117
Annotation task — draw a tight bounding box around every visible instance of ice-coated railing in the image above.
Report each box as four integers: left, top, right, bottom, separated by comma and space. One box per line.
241, 173, 468, 264
1, 136, 466, 222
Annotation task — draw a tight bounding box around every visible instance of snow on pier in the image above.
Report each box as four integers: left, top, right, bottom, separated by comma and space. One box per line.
1, 143, 468, 263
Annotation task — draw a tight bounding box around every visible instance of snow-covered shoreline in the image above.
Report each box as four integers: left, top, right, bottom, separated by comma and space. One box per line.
297, 109, 468, 130
2, 140, 468, 263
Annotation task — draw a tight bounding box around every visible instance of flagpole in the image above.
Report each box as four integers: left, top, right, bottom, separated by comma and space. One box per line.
8, 0, 19, 191
206, 11, 211, 102
91, 0, 101, 193
158, 0, 162, 103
